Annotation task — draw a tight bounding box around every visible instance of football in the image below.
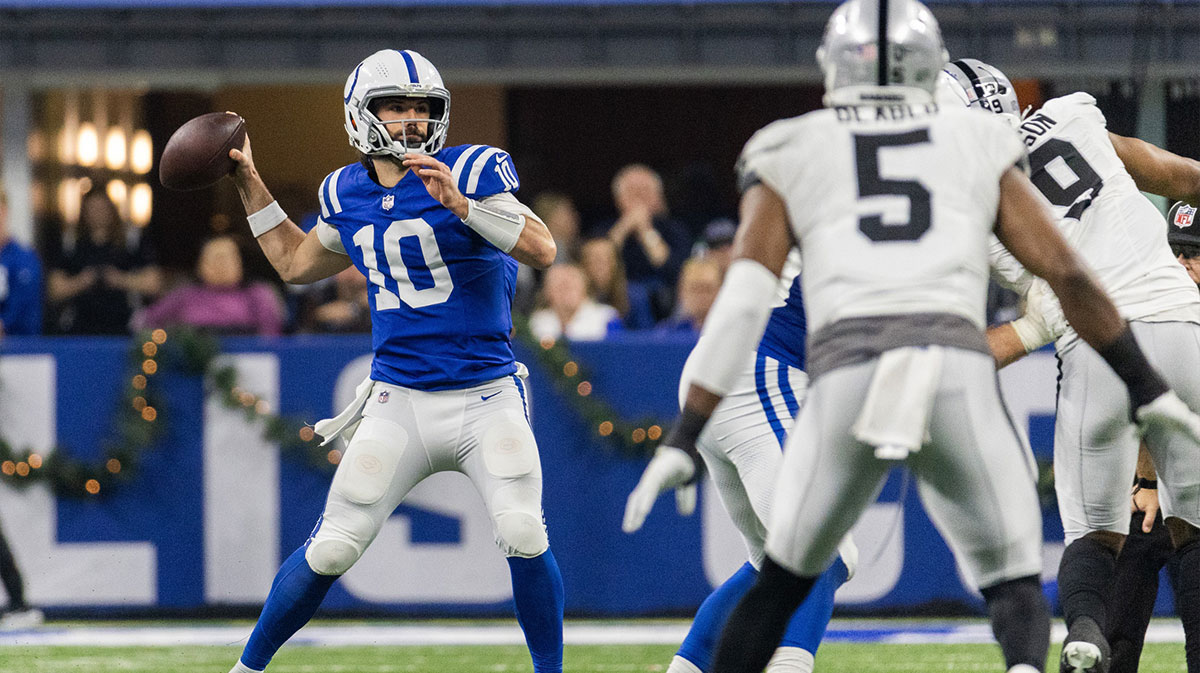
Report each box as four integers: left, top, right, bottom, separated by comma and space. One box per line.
159, 112, 247, 191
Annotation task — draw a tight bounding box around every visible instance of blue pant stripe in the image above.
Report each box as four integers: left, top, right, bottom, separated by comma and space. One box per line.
755, 352, 787, 447
778, 360, 800, 419
512, 375, 529, 421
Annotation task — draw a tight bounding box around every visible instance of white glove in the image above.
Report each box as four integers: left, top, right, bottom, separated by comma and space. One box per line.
622, 445, 698, 534
1135, 390, 1200, 444
1011, 279, 1066, 353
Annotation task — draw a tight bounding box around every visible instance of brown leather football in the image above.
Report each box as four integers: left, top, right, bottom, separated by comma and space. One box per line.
159, 112, 246, 191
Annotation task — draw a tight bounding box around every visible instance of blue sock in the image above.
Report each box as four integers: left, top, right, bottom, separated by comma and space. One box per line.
240, 544, 338, 670
677, 557, 849, 670
677, 561, 760, 671
777, 556, 849, 654
507, 550, 564, 673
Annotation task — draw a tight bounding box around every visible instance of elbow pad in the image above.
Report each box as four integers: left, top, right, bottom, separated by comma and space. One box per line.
462, 198, 526, 253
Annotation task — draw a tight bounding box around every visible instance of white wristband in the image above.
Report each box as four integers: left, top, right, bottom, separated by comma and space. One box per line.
462, 198, 525, 253
247, 200, 287, 237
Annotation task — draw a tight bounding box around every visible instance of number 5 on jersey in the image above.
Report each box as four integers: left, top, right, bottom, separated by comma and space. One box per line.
353, 218, 455, 309
854, 130, 933, 242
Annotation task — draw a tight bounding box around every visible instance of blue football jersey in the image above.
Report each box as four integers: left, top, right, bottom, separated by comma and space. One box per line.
318, 144, 524, 390
757, 274, 806, 370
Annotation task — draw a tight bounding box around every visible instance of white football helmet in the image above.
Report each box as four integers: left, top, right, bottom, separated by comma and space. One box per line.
816, 0, 948, 107
343, 49, 451, 158
939, 58, 1022, 127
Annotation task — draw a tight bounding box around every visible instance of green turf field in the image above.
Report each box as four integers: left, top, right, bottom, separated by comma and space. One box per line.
0, 643, 1189, 673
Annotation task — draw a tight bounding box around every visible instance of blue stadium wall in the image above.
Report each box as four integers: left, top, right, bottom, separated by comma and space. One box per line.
0, 335, 1174, 617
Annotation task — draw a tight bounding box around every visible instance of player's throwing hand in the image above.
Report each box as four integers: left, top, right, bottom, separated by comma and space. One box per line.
404, 153, 469, 218
622, 445, 698, 533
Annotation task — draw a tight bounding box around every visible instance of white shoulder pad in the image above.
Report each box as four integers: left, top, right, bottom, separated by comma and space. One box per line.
315, 218, 348, 255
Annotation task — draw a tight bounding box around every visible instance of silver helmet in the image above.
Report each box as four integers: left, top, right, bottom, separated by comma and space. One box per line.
816, 0, 948, 106
939, 58, 1022, 127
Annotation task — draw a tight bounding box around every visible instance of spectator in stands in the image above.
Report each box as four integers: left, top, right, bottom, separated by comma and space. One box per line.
698, 217, 736, 278
136, 235, 283, 336
653, 257, 722, 336
514, 191, 584, 316
597, 164, 693, 321
533, 191, 582, 264
579, 237, 654, 329
297, 265, 371, 333
46, 189, 161, 335
529, 263, 621, 342
0, 187, 42, 337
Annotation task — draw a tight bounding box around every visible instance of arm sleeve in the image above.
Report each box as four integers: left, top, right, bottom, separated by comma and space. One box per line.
478, 191, 537, 220
686, 259, 779, 396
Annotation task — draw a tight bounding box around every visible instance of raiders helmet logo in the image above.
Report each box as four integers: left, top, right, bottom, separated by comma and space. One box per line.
1175, 204, 1196, 229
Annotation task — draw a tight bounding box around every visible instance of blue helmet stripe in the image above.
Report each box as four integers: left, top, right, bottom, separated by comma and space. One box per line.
345, 63, 362, 104
398, 50, 420, 85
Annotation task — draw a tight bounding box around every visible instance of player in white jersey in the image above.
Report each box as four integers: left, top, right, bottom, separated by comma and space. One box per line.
941, 58, 1200, 673
625, 251, 858, 673
627, 2, 1200, 673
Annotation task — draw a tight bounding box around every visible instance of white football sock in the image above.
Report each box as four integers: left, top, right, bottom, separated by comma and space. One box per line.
766, 646, 815, 673
229, 661, 264, 673
666, 654, 704, 673
1007, 666, 1040, 673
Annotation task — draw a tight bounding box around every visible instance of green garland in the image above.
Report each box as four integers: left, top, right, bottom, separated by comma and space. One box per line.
512, 317, 664, 458
0, 322, 665, 498
0, 327, 327, 498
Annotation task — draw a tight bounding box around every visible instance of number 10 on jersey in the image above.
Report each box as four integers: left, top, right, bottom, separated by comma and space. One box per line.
353, 219, 455, 310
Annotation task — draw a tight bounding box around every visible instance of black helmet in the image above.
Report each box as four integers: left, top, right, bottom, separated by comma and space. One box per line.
1167, 201, 1200, 257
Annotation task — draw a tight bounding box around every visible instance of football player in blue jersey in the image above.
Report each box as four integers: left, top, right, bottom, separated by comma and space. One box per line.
222, 49, 561, 673
624, 253, 857, 673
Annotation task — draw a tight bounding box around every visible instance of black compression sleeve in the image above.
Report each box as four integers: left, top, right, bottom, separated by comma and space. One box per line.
1096, 326, 1169, 413
661, 406, 709, 484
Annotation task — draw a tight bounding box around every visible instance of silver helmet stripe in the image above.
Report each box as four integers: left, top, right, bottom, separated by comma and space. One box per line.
878, 0, 889, 86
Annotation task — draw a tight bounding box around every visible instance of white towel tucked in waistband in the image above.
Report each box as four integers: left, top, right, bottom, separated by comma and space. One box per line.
851, 346, 944, 460
313, 375, 375, 447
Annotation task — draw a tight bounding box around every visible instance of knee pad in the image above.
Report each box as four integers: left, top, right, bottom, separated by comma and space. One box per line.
330, 417, 408, 506
306, 499, 383, 575
493, 484, 548, 558
481, 412, 538, 479
306, 538, 360, 576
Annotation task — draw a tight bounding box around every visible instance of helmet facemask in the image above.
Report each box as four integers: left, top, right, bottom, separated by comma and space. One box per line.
356, 90, 450, 159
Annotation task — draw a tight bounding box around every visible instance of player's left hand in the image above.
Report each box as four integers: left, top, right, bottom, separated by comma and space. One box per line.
1135, 390, 1200, 444
622, 445, 698, 534
1131, 483, 1160, 532
404, 153, 469, 218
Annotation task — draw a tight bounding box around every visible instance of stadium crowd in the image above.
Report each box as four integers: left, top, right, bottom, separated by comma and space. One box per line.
0, 160, 1023, 343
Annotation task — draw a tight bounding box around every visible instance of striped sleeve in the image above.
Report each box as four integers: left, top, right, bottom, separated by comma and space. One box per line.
451, 145, 520, 198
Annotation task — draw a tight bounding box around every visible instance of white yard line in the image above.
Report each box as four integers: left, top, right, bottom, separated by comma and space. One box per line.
0, 620, 1186, 647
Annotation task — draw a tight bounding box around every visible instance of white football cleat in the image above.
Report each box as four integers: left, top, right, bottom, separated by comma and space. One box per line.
0, 607, 43, 630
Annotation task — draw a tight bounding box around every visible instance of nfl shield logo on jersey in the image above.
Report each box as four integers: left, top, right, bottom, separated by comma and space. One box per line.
1175, 204, 1196, 229
378, 390, 389, 404
382, 194, 395, 211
